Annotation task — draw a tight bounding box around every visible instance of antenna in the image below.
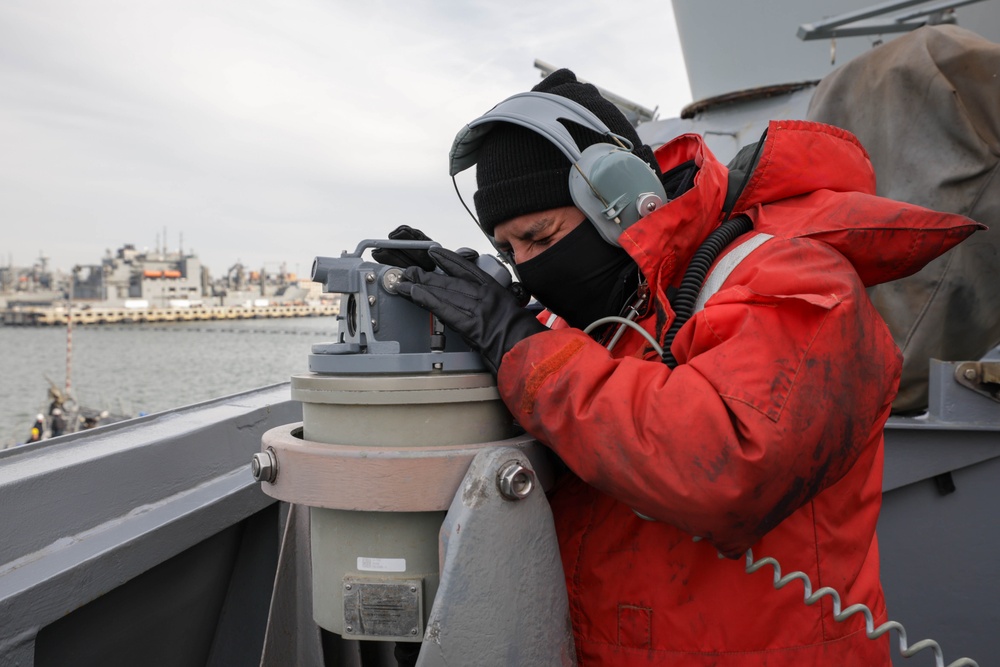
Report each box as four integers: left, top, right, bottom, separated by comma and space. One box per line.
797, 0, 989, 40
533, 60, 658, 125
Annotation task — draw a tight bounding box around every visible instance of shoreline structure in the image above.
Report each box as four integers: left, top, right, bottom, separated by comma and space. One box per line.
2, 300, 339, 326
2, 242, 341, 326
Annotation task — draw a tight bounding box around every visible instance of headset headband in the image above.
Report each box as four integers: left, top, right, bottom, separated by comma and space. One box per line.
448, 90, 665, 250
449, 92, 626, 176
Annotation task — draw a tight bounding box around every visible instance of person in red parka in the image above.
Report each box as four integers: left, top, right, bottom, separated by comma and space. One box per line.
395, 69, 982, 666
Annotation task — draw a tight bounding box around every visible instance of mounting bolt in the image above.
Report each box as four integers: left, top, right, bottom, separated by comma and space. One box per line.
346, 625, 353, 633
498, 461, 535, 500
345, 583, 352, 590
365, 272, 376, 283
368, 295, 376, 306
964, 367, 978, 381
410, 586, 417, 593
410, 628, 418, 635
250, 448, 278, 483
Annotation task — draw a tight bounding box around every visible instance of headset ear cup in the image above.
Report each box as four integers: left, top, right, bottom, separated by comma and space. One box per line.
569, 144, 668, 246
567, 146, 617, 243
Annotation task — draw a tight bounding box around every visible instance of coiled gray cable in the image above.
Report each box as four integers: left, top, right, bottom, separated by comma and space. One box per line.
743, 547, 979, 667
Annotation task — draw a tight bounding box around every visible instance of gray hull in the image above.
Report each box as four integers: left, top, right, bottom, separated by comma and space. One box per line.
0, 368, 997, 666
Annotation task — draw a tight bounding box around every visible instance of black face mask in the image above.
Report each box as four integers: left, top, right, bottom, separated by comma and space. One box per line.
516, 219, 639, 330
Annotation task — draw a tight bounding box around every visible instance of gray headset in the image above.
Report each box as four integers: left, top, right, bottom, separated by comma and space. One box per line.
449, 91, 667, 250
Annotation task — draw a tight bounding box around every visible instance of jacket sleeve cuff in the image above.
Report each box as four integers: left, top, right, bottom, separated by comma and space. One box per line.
497, 329, 591, 417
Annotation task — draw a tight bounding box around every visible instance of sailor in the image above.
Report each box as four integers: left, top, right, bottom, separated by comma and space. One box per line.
50, 408, 67, 438
27, 414, 45, 443
393, 69, 981, 665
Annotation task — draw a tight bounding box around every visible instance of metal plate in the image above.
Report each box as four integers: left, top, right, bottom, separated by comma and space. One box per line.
343, 576, 423, 641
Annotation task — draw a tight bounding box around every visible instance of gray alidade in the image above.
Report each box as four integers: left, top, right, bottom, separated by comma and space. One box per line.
310, 238, 512, 374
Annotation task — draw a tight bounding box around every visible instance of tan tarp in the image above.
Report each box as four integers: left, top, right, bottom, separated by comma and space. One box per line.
808, 24, 1000, 413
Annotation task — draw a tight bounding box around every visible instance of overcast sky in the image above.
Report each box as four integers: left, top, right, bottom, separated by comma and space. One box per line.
0, 0, 692, 280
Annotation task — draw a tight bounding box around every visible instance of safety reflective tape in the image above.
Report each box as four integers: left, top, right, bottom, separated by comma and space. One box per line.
693, 233, 773, 314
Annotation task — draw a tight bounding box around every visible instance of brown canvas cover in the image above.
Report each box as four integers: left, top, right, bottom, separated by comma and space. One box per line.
807, 24, 1000, 413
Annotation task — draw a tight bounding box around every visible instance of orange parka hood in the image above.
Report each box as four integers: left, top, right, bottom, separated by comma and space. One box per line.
619, 120, 983, 302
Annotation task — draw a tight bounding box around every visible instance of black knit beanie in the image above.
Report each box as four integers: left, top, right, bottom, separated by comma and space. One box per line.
473, 69, 661, 235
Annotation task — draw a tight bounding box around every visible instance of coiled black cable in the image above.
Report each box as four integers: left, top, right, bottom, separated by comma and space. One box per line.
661, 214, 753, 368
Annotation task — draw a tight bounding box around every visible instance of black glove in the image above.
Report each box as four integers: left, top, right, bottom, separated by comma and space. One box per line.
396, 247, 547, 375
371, 225, 437, 271
372, 226, 481, 271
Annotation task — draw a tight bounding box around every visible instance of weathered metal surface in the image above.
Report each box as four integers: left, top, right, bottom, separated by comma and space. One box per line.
416, 446, 576, 667
0, 384, 298, 667
879, 458, 1000, 665
879, 358, 1000, 665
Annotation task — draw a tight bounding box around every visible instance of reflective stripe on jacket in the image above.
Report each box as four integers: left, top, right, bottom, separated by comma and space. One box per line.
497, 120, 982, 665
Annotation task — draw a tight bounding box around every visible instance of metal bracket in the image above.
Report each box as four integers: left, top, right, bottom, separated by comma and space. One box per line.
797, 0, 987, 40
415, 446, 576, 666
920, 359, 1000, 424
955, 361, 1000, 403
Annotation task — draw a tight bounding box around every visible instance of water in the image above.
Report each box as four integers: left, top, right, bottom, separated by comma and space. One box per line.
0, 317, 340, 448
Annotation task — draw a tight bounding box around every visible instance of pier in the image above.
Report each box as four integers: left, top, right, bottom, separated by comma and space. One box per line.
2, 302, 340, 326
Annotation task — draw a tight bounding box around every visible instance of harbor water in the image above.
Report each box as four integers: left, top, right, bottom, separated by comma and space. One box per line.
0, 317, 339, 448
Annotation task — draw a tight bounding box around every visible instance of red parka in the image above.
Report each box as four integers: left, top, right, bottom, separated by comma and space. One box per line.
496, 120, 982, 666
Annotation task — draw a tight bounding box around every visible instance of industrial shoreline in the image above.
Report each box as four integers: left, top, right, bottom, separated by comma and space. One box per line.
2, 301, 339, 326
2, 241, 340, 326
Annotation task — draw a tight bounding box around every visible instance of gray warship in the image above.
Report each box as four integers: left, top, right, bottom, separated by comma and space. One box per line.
1, 2, 997, 666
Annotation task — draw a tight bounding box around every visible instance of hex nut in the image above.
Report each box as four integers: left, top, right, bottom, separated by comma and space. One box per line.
251, 448, 278, 483
498, 461, 535, 500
